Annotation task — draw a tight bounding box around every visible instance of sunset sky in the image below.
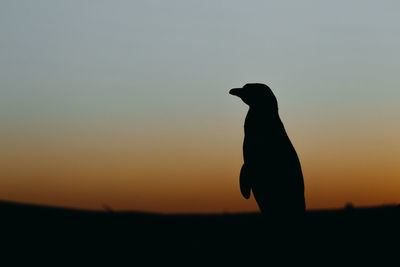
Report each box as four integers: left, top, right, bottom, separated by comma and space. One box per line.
1, 1, 400, 213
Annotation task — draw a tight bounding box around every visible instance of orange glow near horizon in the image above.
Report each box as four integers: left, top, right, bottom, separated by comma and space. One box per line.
1, 118, 399, 214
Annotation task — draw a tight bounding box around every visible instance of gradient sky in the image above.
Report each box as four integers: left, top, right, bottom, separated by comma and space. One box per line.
1, 0, 399, 213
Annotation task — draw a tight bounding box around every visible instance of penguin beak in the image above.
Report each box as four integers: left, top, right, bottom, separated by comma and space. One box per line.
229, 88, 242, 97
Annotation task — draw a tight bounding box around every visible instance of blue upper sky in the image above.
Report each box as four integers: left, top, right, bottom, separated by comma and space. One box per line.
2, 1, 399, 129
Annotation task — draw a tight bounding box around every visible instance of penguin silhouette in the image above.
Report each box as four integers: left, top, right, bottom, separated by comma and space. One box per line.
229, 83, 305, 215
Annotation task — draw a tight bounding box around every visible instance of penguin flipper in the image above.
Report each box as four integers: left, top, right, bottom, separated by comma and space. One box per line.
239, 164, 251, 199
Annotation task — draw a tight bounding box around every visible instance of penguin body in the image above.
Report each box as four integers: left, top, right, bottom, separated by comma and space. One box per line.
230, 83, 305, 215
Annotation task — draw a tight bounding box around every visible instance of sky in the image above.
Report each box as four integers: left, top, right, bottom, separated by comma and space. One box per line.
1, 0, 399, 213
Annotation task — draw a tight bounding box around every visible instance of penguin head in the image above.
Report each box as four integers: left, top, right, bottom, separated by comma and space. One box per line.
229, 83, 278, 110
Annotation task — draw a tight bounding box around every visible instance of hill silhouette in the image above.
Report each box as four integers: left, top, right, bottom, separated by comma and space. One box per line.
2, 199, 400, 261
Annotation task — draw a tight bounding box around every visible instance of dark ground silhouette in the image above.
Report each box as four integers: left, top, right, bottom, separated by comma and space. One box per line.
230, 83, 305, 214
2, 200, 400, 262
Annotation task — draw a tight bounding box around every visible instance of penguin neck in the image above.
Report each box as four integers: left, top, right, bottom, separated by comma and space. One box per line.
248, 106, 280, 121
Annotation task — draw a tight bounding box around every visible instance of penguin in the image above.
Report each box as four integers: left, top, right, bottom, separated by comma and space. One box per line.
229, 83, 305, 215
